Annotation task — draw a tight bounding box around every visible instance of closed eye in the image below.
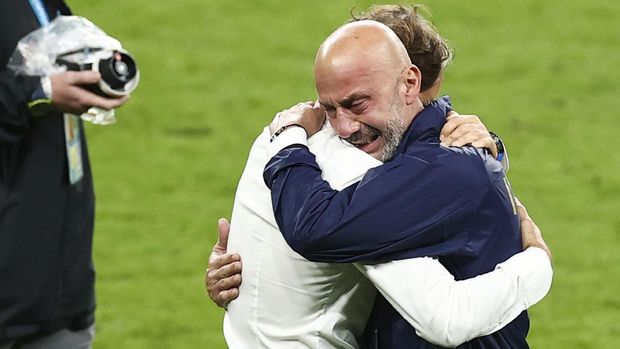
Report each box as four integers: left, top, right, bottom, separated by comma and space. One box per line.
351, 101, 367, 114
324, 106, 336, 118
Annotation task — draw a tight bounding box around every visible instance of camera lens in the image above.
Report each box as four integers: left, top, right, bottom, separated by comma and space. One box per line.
99, 51, 137, 90
55, 48, 139, 97
113, 60, 128, 76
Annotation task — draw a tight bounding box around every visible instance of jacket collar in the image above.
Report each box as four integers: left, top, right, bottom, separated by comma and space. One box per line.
394, 96, 452, 156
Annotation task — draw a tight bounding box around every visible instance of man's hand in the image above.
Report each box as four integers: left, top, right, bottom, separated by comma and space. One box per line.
50, 71, 129, 115
205, 218, 242, 308
440, 111, 498, 158
516, 198, 552, 260
269, 101, 325, 138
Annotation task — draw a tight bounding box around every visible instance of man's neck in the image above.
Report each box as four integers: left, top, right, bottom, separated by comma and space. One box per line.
402, 98, 425, 129
395, 96, 452, 155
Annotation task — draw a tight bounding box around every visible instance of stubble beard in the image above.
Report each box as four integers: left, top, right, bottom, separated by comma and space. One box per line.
378, 101, 408, 162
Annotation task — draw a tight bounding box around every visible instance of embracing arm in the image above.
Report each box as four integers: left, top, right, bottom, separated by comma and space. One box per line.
356, 248, 551, 347
263, 100, 511, 263
355, 201, 552, 347
264, 139, 488, 263
205, 194, 553, 347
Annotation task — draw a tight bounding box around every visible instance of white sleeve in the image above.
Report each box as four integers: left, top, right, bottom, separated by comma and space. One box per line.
354, 247, 552, 348
267, 126, 308, 158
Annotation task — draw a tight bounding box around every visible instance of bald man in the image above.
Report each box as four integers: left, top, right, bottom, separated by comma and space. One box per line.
265, 21, 547, 348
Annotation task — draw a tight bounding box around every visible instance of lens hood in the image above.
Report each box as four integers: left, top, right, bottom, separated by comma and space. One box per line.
94, 51, 139, 97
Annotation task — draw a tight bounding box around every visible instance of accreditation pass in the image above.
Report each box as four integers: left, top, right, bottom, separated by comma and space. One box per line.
64, 114, 84, 185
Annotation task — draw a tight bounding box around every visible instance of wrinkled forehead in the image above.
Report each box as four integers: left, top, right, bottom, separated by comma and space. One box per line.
314, 55, 395, 103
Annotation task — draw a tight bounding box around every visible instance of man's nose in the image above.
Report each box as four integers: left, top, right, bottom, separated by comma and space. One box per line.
333, 112, 360, 139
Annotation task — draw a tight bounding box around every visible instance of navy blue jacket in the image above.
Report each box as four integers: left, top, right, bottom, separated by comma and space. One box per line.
264, 97, 529, 348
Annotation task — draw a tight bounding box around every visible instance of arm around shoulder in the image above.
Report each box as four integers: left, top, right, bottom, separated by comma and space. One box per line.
266, 147, 491, 263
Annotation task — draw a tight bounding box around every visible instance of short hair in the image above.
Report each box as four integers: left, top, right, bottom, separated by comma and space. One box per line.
351, 4, 452, 92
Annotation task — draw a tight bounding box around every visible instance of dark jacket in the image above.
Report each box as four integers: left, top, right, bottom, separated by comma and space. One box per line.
0, 0, 95, 341
264, 97, 529, 348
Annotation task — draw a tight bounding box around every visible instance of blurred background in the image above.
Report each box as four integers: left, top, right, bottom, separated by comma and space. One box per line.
69, 0, 619, 348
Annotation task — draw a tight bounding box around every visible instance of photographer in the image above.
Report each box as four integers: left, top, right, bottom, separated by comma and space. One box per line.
0, 1, 128, 348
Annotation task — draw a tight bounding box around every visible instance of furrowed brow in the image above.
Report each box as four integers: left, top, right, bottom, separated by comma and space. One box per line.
320, 100, 335, 110
339, 93, 370, 109
320, 93, 369, 111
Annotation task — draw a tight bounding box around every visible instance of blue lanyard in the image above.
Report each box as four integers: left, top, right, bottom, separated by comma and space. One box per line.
28, 0, 51, 26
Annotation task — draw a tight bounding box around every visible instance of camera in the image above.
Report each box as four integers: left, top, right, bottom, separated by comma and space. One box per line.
56, 48, 140, 97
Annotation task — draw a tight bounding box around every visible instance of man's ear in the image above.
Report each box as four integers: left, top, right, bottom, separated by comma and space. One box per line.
403, 65, 422, 105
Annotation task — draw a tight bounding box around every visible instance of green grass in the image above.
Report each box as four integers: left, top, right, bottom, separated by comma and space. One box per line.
66, 0, 620, 348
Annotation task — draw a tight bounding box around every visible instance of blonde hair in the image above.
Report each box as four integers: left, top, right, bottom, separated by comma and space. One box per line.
351, 4, 452, 92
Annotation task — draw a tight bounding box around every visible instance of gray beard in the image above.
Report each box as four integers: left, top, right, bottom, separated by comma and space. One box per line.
379, 104, 408, 162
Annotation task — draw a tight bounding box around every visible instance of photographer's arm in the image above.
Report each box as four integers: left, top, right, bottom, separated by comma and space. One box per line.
0, 71, 40, 144
0, 70, 129, 144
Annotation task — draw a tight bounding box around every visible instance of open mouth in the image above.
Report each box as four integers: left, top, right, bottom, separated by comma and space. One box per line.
346, 126, 382, 154
349, 134, 383, 155
351, 134, 379, 148
351, 135, 379, 149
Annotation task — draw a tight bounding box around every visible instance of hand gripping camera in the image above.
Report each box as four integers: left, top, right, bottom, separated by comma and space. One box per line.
56, 48, 140, 97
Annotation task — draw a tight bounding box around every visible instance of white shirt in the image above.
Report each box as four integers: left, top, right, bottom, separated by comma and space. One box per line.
224, 125, 552, 348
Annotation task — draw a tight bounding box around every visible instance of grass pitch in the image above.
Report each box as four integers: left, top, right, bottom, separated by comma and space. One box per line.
68, 0, 620, 348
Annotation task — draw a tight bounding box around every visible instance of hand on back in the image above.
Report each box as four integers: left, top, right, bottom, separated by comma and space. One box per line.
205, 218, 242, 308
440, 111, 498, 158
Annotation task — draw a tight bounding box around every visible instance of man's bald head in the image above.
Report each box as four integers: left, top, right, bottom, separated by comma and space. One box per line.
313, 20, 425, 162
315, 20, 412, 82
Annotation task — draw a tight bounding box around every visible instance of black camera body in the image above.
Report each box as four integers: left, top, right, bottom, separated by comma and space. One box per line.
56, 48, 139, 97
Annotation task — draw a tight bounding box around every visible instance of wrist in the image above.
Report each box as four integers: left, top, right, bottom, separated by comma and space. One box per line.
524, 238, 543, 250
270, 124, 307, 142
27, 76, 53, 116
489, 131, 505, 161
267, 126, 308, 158
40, 75, 52, 99
524, 239, 551, 260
